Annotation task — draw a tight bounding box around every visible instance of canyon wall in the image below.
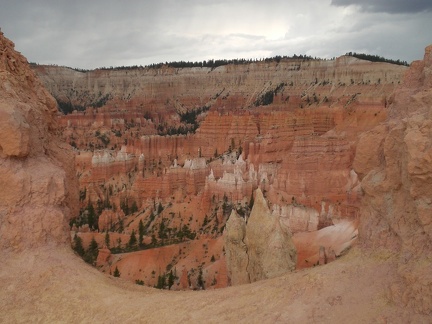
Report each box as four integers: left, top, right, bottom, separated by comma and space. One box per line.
0, 32, 78, 252
354, 45, 432, 314
33, 56, 403, 112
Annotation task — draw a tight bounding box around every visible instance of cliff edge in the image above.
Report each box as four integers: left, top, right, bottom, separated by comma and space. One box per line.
354, 45, 432, 314
0, 31, 78, 252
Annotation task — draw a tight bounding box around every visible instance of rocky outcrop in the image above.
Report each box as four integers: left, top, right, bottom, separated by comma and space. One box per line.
224, 210, 249, 285
354, 45, 432, 314
245, 189, 297, 281
0, 32, 78, 251
292, 220, 358, 268
273, 204, 319, 233
224, 189, 297, 284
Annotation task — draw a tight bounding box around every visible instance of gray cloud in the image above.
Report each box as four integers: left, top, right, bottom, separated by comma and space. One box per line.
331, 0, 432, 14
0, 0, 431, 69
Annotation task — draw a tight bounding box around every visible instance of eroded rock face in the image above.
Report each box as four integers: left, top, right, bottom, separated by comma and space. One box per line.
224, 189, 297, 284
224, 210, 249, 285
292, 220, 358, 268
246, 189, 297, 282
354, 45, 432, 314
0, 32, 79, 251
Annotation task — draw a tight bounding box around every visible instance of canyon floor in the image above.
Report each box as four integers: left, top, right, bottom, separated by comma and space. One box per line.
1, 245, 424, 323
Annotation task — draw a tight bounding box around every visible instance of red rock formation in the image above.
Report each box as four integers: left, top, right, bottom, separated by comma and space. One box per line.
225, 189, 297, 285
0, 31, 78, 251
292, 220, 358, 268
98, 209, 126, 232
353, 45, 432, 314
96, 247, 111, 267
100, 237, 226, 290
33, 55, 404, 114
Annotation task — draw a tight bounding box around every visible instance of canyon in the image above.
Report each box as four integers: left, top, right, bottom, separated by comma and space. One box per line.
1, 29, 432, 322
31, 51, 406, 289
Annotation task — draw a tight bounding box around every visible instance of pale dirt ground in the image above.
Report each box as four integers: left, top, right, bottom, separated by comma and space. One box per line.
1, 245, 429, 323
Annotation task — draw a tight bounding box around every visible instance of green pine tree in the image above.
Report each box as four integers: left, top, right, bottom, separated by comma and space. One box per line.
138, 220, 145, 247
87, 202, 96, 229
73, 234, 85, 257
167, 270, 176, 290
104, 231, 110, 248
83, 237, 99, 265
197, 268, 205, 290
128, 229, 137, 250
130, 201, 138, 214
113, 266, 120, 277
156, 273, 166, 289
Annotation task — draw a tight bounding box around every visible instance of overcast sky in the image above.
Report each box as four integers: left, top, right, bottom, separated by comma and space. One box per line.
1, 0, 431, 69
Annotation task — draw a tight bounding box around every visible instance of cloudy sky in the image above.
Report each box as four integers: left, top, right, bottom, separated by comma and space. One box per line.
1, 0, 431, 69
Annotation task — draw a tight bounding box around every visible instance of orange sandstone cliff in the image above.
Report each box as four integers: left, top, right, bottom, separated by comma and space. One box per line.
0, 32, 78, 252
354, 45, 432, 314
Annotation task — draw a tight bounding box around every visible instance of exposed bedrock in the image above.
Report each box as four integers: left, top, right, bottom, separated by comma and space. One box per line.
0, 32, 79, 252
354, 45, 432, 314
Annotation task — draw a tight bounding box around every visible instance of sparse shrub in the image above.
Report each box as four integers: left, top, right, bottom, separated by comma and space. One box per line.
83, 237, 99, 265
113, 266, 121, 277
128, 229, 138, 250
72, 234, 85, 257
135, 279, 144, 285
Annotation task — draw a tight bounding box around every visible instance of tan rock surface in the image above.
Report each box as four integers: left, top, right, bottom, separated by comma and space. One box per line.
224, 189, 297, 284
224, 210, 249, 285
245, 189, 296, 282
2, 246, 429, 323
0, 31, 79, 251
354, 45, 432, 314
